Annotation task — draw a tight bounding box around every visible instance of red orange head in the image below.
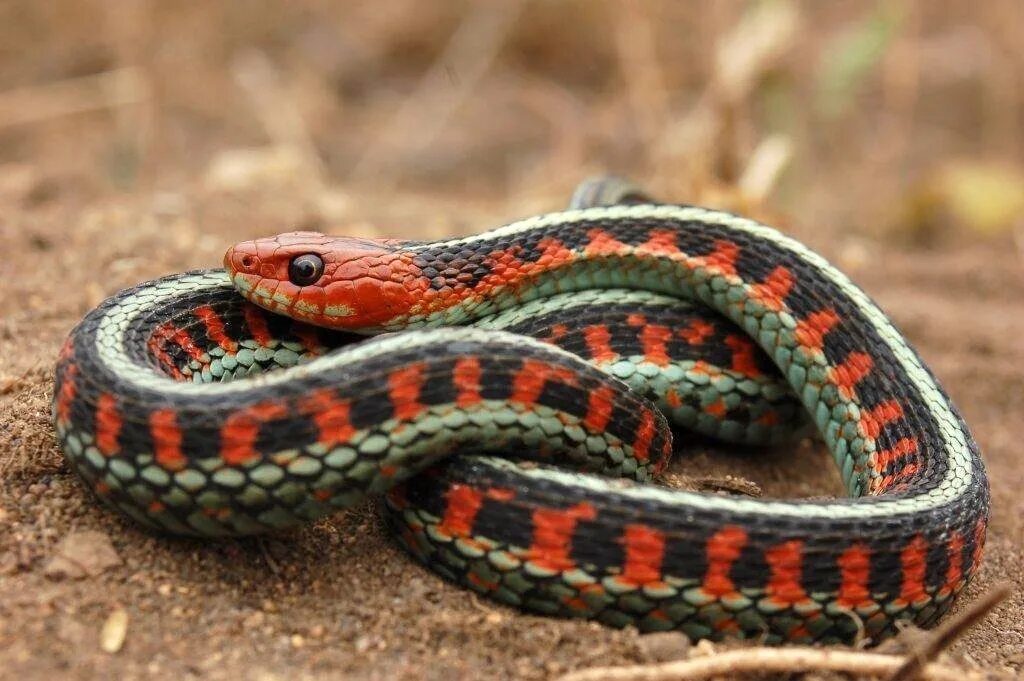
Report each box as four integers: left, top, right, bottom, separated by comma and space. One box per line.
224, 231, 425, 330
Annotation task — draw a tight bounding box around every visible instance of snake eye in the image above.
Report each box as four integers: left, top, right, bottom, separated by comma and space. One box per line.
288, 253, 325, 286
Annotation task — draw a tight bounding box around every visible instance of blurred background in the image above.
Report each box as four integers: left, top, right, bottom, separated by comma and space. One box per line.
1, 0, 1022, 249
2, 3, 1024, 677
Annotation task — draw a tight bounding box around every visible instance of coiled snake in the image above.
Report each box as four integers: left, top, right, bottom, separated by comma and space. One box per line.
53, 179, 988, 644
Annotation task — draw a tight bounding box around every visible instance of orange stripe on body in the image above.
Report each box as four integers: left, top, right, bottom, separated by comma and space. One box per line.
636, 229, 680, 255
876, 437, 918, 470
438, 485, 484, 537
301, 389, 355, 446
898, 534, 929, 605
220, 401, 289, 465
510, 359, 577, 407
56, 363, 78, 424
536, 237, 575, 268
724, 335, 762, 377
95, 393, 122, 456
836, 544, 873, 608
582, 325, 617, 363
794, 309, 841, 350
619, 524, 667, 586
453, 357, 482, 408
693, 240, 739, 277
150, 408, 186, 470
632, 410, 657, 463
526, 502, 597, 572
970, 518, 986, 575
290, 322, 321, 354
829, 352, 873, 399
583, 385, 616, 432
679, 319, 714, 345
626, 314, 671, 366
764, 540, 811, 607
243, 304, 273, 346
941, 532, 964, 596
388, 362, 427, 420
194, 305, 238, 353
701, 525, 748, 597
584, 229, 630, 256
750, 266, 794, 311
859, 400, 904, 440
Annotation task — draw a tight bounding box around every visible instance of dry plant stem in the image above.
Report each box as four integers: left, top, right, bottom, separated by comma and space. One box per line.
887, 582, 1014, 681
0, 68, 147, 129
557, 648, 1000, 681
349, 1, 524, 186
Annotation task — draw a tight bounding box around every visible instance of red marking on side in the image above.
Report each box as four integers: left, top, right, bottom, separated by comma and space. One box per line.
665, 389, 682, 408
724, 335, 762, 377
438, 485, 481, 540
836, 544, 872, 608
438, 485, 516, 538
750, 266, 794, 311
678, 319, 714, 345
829, 352, 873, 399
757, 410, 779, 426
626, 314, 671, 366
859, 400, 904, 440
243, 305, 273, 346
583, 385, 616, 432
876, 437, 918, 470
619, 524, 666, 586
701, 525, 748, 597
794, 309, 841, 350
510, 359, 577, 407
582, 325, 617, 363
970, 518, 986, 574
536, 237, 575, 267
878, 461, 920, 491
56, 363, 78, 424
290, 322, 321, 354
220, 401, 289, 465
95, 393, 122, 456
694, 240, 739, 277
194, 305, 238, 353
150, 409, 186, 470
453, 357, 483, 408
704, 398, 727, 418
637, 229, 680, 255
526, 502, 597, 572
639, 325, 672, 366
632, 410, 657, 463
764, 540, 811, 607
145, 324, 185, 378
584, 229, 629, 256
547, 323, 569, 343
388, 362, 427, 420
301, 389, 355, 445
941, 532, 964, 595
898, 535, 929, 605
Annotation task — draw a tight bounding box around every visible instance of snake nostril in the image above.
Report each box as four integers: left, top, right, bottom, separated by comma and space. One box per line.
241, 255, 255, 269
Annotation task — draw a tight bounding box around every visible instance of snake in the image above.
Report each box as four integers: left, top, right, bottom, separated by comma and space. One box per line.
52, 178, 989, 644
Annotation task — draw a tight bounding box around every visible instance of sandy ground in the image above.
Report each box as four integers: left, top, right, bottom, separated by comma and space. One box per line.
0, 176, 1022, 680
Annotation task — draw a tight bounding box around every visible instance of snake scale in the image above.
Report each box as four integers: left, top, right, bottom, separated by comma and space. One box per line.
52, 179, 988, 644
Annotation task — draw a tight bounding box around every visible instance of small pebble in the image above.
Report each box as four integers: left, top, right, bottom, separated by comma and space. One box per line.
636, 631, 691, 662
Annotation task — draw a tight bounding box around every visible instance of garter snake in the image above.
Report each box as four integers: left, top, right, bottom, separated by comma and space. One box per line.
52, 179, 988, 644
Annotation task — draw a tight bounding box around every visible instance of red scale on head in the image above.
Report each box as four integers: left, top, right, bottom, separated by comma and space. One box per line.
224, 232, 426, 330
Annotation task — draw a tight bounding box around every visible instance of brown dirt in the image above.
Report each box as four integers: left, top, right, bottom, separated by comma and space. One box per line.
2, 2, 1023, 679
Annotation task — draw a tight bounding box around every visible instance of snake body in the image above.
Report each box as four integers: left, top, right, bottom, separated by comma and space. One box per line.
53, 196, 988, 644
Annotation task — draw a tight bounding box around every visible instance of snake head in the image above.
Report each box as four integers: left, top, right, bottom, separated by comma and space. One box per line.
224, 231, 423, 331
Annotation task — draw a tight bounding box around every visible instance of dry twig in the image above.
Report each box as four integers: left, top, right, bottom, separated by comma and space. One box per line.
887, 582, 1013, 681
558, 646, 1003, 681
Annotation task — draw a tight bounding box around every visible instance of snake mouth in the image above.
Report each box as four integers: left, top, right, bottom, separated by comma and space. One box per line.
228, 270, 356, 322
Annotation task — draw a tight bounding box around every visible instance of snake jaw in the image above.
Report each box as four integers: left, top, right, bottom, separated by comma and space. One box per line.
224, 231, 423, 330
